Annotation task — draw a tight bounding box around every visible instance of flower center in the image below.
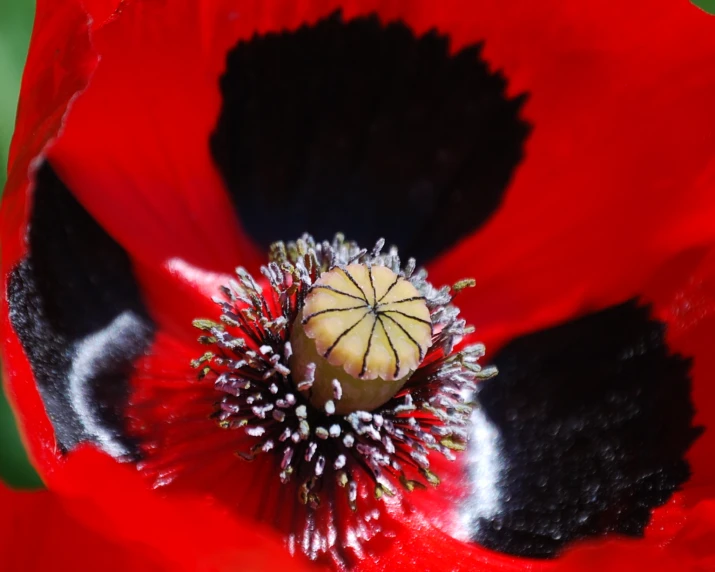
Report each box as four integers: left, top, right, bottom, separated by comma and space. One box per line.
189, 235, 496, 563
290, 263, 432, 414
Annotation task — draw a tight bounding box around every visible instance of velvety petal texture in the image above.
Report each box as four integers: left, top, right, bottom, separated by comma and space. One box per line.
2, 0, 715, 570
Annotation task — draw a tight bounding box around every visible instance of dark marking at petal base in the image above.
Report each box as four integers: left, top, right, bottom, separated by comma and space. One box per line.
7, 163, 154, 457
211, 12, 529, 262
466, 300, 701, 558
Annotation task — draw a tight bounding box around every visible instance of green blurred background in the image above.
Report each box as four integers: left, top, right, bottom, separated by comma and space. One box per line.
695, 0, 715, 13
0, 0, 42, 488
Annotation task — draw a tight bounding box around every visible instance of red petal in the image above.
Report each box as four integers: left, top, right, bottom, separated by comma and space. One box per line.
133, 259, 234, 345
360, 516, 527, 572
23, 0, 715, 342
640, 245, 715, 497
551, 499, 715, 572
420, 1, 715, 348
46, 0, 343, 276
43, 0, 715, 352
2, 0, 96, 270
0, 0, 99, 478
11, 0, 715, 335
0, 482, 163, 571
358, 492, 715, 572
39, 446, 316, 571
40, 0, 352, 339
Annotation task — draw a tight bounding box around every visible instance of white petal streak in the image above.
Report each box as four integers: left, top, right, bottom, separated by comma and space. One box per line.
458, 404, 503, 538
68, 310, 145, 458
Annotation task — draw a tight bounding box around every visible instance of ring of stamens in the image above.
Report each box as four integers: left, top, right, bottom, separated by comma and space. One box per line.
191, 235, 496, 559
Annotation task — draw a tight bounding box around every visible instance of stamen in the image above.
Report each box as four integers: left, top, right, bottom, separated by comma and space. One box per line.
190, 234, 496, 563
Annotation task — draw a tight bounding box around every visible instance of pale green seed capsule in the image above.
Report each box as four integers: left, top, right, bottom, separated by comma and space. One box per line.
290, 263, 432, 414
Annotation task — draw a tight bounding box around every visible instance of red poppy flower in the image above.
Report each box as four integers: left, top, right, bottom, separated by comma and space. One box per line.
2, 0, 715, 570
